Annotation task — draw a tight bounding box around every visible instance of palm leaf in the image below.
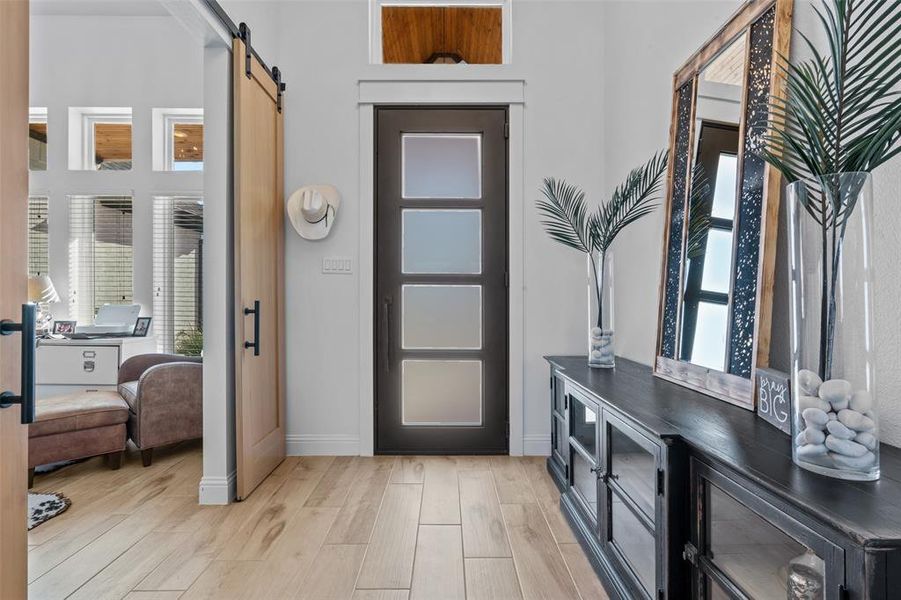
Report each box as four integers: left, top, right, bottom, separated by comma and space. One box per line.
536, 177, 596, 254
594, 151, 669, 252
758, 0, 901, 180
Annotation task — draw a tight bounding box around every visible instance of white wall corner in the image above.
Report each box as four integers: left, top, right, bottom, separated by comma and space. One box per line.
523, 434, 551, 457
287, 434, 362, 456
198, 471, 236, 505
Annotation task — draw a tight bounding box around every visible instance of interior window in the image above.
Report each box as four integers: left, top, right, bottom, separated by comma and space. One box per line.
152, 196, 204, 354
68, 195, 134, 323
171, 122, 203, 171
29, 109, 48, 171
93, 122, 133, 170
381, 5, 503, 64
27, 196, 49, 276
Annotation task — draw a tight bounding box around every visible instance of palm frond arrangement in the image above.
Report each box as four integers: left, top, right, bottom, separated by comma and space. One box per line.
537, 151, 668, 325
756, 0, 901, 379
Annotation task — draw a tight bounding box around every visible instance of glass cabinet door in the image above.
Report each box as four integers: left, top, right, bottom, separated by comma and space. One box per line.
568, 390, 600, 524
608, 416, 658, 523
690, 458, 845, 600
570, 390, 598, 457
602, 412, 660, 600
550, 375, 568, 478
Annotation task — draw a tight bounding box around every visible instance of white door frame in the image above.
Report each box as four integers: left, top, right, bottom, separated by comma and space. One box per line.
357, 78, 525, 456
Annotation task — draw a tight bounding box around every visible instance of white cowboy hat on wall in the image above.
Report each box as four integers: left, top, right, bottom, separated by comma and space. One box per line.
287, 184, 340, 240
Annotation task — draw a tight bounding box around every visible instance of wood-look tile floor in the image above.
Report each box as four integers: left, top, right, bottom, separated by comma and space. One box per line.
27, 441, 608, 600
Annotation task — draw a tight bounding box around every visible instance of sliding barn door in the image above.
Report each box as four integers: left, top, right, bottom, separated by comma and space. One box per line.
0, 0, 30, 595
233, 36, 285, 500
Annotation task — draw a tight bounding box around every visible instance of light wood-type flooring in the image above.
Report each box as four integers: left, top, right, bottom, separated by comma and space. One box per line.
27, 441, 608, 599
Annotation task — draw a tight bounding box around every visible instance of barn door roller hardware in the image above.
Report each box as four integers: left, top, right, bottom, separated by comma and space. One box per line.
239, 22, 253, 78
236, 22, 287, 111
202, 1, 285, 89
272, 66, 286, 112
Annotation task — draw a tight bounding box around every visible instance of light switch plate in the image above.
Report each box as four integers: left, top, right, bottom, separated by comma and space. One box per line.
322, 257, 353, 274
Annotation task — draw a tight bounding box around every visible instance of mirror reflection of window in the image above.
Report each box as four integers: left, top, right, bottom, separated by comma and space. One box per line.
678, 32, 747, 373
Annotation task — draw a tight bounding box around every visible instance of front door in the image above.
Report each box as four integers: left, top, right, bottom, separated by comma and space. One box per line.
375, 107, 508, 454
0, 0, 30, 595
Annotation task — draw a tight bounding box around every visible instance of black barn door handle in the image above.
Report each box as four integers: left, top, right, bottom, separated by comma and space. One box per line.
1, 303, 37, 424
244, 300, 260, 356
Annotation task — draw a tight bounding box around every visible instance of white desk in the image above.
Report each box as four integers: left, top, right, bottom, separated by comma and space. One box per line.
36, 337, 158, 399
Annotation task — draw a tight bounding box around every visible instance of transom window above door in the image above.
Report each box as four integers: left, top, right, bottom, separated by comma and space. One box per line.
370, 0, 511, 64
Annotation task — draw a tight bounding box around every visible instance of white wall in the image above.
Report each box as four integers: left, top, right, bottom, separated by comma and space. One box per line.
220, 0, 901, 453
605, 1, 901, 447
221, 0, 608, 454
29, 15, 203, 322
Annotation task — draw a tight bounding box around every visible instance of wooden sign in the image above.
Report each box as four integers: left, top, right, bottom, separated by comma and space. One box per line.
756, 368, 792, 435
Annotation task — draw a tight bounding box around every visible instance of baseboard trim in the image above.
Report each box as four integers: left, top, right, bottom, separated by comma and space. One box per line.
523, 434, 551, 456
199, 470, 235, 505
286, 434, 360, 456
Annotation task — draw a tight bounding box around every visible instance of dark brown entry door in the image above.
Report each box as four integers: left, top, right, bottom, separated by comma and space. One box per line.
376, 107, 508, 454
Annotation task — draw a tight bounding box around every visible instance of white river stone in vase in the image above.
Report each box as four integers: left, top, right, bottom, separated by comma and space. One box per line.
825, 420, 855, 440
798, 369, 823, 396
801, 408, 829, 428
795, 376, 879, 479
837, 409, 875, 432
825, 436, 868, 457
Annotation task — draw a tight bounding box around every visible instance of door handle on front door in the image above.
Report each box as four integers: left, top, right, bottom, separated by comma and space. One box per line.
244, 300, 261, 356
383, 296, 392, 373
0, 303, 37, 424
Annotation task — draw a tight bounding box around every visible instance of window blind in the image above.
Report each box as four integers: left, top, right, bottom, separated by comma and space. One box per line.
68, 195, 134, 324
153, 196, 203, 354
28, 196, 49, 276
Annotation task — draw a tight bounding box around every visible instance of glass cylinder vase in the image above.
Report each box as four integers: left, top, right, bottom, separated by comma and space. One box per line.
588, 249, 614, 368
788, 172, 878, 481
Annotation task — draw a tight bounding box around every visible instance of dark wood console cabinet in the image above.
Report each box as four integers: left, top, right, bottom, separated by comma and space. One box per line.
546, 356, 901, 600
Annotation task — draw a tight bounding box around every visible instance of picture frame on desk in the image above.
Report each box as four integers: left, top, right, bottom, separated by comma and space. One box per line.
133, 317, 152, 337
52, 320, 76, 335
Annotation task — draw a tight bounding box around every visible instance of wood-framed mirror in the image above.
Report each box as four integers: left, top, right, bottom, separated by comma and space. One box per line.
654, 0, 793, 410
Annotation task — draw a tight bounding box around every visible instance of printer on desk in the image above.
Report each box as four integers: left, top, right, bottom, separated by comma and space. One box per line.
75, 304, 142, 336
37, 304, 156, 398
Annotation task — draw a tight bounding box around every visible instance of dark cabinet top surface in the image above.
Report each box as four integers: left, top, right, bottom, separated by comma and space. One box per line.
546, 355, 901, 547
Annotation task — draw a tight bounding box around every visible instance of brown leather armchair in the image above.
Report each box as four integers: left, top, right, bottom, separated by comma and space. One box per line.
117, 354, 202, 466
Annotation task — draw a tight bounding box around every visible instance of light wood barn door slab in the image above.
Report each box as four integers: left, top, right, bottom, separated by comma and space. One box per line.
233, 35, 286, 500
0, 1, 30, 597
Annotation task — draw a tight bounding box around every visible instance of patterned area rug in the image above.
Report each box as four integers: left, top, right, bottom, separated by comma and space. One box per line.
28, 492, 71, 530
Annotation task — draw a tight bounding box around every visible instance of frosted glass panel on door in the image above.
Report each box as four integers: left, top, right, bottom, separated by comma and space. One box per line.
403, 209, 481, 274
403, 285, 481, 349
403, 360, 482, 426
402, 134, 481, 199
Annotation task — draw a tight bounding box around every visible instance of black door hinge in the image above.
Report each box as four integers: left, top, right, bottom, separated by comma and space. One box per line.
505, 420, 510, 440
550, 375, 554, 391
657, 468, 665, 496
838, 585, 849, 600
504, 122, 509, 138
239, 22, 252, 79
682, 542, 698, 566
